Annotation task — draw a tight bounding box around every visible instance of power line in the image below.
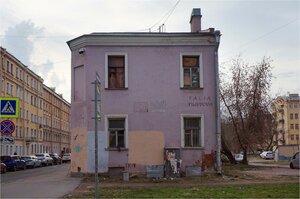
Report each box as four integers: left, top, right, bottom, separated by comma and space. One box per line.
137, 0, 181, 32
222, 17, 299, 57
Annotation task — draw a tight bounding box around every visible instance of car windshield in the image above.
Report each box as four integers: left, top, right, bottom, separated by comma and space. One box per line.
35, 154, 44, 157
1, 156, 11, 161
21, 157, 31, 160
64, 154, 70, 156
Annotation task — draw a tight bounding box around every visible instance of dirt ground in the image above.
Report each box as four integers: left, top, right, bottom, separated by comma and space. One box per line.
66, 165, 300, 198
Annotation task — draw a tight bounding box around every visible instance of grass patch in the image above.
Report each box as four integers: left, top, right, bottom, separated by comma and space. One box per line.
67, 183, 299, 198
258, 161, 289, 165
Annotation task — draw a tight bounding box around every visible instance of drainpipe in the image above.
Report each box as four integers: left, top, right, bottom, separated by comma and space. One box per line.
214, 30, 222, 175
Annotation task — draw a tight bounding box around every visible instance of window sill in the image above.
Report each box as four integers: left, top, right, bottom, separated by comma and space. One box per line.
180, 87, 203, 90
105, 147, 128, 151
181, 147, 204, 150
105, 88, 128, 90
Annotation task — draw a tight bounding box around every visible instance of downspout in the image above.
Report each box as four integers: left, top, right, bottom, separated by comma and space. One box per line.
214, 30, 222, 175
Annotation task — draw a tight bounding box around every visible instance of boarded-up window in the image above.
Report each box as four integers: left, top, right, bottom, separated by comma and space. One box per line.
108, 56, 125, 89
74, 65, 84, 101
184, 117, 201, 147
183, 56, 200, 88
108, 118, 125, 148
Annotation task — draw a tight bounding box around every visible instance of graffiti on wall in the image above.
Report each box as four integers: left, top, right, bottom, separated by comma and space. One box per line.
134, 100, 166, 112
188, 95, 213, 107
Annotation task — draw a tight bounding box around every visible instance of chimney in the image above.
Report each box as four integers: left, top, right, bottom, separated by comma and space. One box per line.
190, 8, 202, 32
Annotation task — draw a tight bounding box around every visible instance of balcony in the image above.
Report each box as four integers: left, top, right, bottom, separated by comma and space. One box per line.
278, 119, 285, 123
25, 136, 38, 143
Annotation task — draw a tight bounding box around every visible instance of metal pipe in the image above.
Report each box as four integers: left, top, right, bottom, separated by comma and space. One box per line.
214, 30, 222, 175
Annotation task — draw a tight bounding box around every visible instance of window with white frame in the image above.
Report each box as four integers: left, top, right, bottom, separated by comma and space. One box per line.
106, 115, 128, 148
181, 114, 204, 147
105, 53, 128, 89
180, 53, 203, 88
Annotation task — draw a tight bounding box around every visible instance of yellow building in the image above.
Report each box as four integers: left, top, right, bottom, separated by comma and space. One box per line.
43, 85, 71, 154
0, 47, 70, 156
273, 93, 300, 146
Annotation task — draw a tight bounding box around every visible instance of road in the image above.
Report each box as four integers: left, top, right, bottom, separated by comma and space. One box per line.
1, 163, 82, 198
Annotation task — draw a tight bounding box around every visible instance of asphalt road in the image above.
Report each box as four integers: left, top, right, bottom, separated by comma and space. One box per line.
0, 163, 81, 198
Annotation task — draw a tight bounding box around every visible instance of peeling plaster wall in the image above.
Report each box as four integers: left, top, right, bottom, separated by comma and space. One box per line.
70, 128, 88, 173
128, 131, 164, 165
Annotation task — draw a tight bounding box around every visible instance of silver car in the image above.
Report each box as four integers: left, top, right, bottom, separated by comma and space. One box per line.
290, 152, 300, 169
35, 153, 54, 166
21, 155, 41, 168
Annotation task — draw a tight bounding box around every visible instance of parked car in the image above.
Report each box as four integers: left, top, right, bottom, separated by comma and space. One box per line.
62, 153, 71, 163
1, 162, 7, 173
21, 155, 41, 168
289, 152, 300, 169
0, 155, 26, 171
260, 151, 273, 159
35, 153, 54, 166
49, 153, 62, 165
234, 153, 244, 162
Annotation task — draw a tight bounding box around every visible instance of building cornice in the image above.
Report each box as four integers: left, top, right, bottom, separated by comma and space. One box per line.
67, 32, 217, 51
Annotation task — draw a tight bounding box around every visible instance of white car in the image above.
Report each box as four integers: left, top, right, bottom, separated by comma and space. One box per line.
260, 151, 273, 159
62, 153, 71, 163
290, 152, 300, 169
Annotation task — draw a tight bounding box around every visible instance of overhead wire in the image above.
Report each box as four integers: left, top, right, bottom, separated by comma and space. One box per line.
137, 0, 181, 32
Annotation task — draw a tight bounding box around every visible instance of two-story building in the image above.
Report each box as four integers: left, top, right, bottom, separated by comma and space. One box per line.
67, 8, 221, 176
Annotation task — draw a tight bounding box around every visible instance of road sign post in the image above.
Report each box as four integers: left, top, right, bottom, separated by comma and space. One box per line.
92, 72, 101, 199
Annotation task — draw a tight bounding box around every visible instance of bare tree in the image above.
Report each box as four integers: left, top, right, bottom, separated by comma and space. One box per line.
220, 56, 273, 164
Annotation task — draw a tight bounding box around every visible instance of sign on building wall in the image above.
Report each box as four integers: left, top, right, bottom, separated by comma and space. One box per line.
0, 97, 19, 118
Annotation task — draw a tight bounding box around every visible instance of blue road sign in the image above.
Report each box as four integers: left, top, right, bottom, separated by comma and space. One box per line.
0, 119, 15, 136
0, 97, 19, 118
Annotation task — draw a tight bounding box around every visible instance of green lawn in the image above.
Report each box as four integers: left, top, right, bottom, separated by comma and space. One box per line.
68, 183, 299, 198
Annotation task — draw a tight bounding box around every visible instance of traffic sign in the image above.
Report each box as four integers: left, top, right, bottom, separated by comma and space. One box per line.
0, 135, 15, 144
0, 119, 15, 136
0, 97, 19, 118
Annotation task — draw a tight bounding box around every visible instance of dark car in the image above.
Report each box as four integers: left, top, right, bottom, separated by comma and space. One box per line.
0, 155, 26, 171
1, 162, 7, 173
49, 153, 62, 165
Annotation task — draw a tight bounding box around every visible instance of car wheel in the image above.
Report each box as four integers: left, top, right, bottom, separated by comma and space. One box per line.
290, 163, 294, 169
13, 166, 17, 172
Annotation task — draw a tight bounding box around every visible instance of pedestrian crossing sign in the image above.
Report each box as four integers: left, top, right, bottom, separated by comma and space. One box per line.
0, 97, 19, 118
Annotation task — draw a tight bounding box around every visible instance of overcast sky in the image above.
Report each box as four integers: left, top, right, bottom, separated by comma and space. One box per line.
1, 0, 299, 102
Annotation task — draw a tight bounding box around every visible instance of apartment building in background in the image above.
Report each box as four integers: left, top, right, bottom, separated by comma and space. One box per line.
0, 46, 71, 156
67, 8, 221, 176
273, 93, 300, 145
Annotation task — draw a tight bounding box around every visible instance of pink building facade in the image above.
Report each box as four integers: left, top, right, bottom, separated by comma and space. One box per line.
67, 8, 221, 176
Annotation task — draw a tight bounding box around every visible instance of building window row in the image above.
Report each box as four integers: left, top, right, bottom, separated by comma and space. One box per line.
291, 134, 299, 141
105, 114, 204, 149
289, 104, 300, 108
290, 124, 299, 130
290, 113, 299, 119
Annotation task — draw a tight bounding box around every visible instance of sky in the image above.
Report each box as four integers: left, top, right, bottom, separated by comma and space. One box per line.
0, 0, 299, 102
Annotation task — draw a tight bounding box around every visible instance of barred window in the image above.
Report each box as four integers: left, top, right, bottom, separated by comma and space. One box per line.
184, 117, 202, 147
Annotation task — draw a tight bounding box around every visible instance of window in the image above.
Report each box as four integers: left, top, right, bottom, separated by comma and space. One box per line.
296, 124, 299, 130
296, 135, 299, 140
290, 124, 294, 130
290, 113, 293, 119
181, 114, 204, 147
180, 53, 203, 88
291, 135, 294, 140
106, 115, 128, 148
295, 113, 298, 119
105, 53, 128, 89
